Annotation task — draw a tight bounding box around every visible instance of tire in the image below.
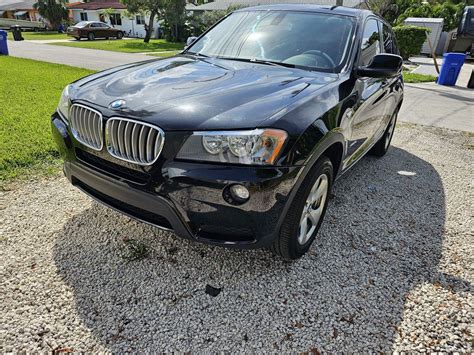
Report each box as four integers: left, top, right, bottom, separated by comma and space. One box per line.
74, 37, 80, 41
88, 32, 95, 41
270, 156, 333, 260
117, 32, 123, 40
370, 109, 398, 157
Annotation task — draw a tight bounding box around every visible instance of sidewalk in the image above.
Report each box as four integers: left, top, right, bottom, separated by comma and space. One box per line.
7, 40, 151, 70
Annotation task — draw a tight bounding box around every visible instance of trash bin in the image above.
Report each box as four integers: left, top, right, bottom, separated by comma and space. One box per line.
0, 30, 8, 55
437, 53, 466, 86
10, 25, 24, 41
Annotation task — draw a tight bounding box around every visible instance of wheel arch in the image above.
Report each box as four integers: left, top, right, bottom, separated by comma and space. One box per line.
274, 130, 346, 237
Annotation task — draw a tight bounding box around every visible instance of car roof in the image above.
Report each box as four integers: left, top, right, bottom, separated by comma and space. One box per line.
234, 4, 372, 18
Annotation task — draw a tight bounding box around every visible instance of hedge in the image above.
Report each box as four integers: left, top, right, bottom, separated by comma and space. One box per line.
393, 25, 431, 60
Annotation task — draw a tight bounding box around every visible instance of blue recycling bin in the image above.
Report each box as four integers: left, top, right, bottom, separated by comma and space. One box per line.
0, 30, 8, 56
437, 53, 466, 86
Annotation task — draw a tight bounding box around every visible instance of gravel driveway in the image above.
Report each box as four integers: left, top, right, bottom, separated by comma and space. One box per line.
1, 124, 472, 352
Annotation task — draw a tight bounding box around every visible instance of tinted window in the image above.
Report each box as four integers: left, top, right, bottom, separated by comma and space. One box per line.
188, 11, 357, 73
360, 19, 381, 66
91, 23, 100, 28
382, 23, 395, 54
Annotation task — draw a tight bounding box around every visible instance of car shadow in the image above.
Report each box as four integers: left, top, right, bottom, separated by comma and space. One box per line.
53, 146, 463, 351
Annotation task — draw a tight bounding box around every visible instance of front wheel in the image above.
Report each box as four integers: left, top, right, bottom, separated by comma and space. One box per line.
370, 110, 398, 157
270, 157, 333, 260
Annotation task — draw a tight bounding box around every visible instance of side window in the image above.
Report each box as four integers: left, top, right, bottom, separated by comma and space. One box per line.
382, 23, 394, 54
360, 19, 381, 66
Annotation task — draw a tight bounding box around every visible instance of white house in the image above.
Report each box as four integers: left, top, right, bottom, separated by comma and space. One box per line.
67, 0, 159, 38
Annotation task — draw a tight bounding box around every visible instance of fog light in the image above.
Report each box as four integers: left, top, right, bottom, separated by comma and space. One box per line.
230, 184, 250, 200
224, 184, 250, 205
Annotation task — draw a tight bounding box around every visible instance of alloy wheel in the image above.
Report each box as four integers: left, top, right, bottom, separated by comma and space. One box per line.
298, 174, 329, 245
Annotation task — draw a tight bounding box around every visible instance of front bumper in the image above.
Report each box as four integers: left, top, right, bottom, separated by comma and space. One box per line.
52, 115, 303, 248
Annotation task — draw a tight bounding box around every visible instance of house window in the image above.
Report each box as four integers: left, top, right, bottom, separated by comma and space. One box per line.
80, 12, 88, 21
110, 13, 122, 26
136, 15, 145, 25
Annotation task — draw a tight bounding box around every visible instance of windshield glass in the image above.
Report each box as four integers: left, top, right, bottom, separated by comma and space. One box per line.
187, 10, 357, 72
75, 21, 89, 28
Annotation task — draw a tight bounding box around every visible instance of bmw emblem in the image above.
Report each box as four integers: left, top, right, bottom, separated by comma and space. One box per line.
109, 99, 127, 110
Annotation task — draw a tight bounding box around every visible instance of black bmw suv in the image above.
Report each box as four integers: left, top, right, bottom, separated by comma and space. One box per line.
52, 5, 403, 259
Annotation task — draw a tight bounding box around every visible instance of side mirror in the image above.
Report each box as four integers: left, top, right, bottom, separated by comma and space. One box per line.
186, 36, 197, 48
357, 54, 403, 78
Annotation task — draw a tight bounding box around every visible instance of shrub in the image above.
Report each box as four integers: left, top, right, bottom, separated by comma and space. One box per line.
393, 25, 430, 60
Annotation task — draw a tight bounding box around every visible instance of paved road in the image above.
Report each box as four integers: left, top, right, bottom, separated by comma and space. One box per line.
7, 40, 151, 70
400, 83, 473, 132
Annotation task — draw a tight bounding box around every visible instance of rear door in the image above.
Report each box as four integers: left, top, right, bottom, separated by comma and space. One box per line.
90, 22, 105, 38
346, 18, 387, 162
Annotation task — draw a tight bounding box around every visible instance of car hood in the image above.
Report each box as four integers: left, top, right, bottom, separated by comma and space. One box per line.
73, 55, 338, 131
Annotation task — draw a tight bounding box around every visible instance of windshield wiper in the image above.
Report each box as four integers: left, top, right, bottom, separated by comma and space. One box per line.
216, 57, 297, 69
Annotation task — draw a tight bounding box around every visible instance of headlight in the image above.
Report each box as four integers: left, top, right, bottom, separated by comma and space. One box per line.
176, 129, 288, 165
57, 85, 72, 122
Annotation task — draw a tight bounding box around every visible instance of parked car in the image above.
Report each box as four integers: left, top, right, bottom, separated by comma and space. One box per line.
67, 21, 123, 41
52, 5, 403, 259
447, 6, 474, 56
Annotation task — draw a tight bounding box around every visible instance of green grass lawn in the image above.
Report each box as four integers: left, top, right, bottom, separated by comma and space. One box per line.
403, 71, 437, 83
0, 57, 94, 186
51, 38, 184, 53
7, 31, 69, 41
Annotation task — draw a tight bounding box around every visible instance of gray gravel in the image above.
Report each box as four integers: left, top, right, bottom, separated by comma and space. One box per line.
1, 123, 473, 352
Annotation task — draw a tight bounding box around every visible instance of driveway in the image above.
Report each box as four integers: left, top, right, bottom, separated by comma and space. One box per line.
7, 40, 151, 71
1, 124, 472, 352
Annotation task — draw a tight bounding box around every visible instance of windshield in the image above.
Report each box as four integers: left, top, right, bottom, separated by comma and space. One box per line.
75, 21, 89, 28
187, 10, 357, 72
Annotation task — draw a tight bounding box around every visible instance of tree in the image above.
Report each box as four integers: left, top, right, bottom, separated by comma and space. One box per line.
395, 0, 466, 31
365, 0, 397, 18
162, 0, 186, 42
120, 0, 187, 43
190, 4, 243, 35
120, 0, 166, 43
33, 0, 67, 30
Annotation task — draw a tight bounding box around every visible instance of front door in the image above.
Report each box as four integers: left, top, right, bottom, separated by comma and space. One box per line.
345, 18, 388, 165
